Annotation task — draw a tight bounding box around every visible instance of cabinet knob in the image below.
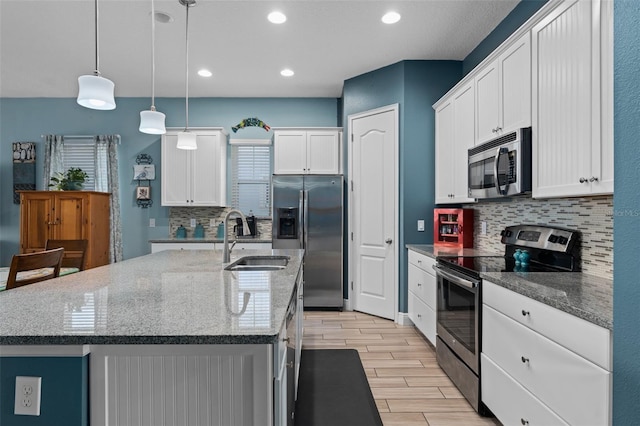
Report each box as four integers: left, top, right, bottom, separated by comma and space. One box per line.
385, 238, 393, 244
521, 356, 530, 364
521, 310, 530, 317
282, 337, 290, 343
521, 419, 529, 425
417, 314, 422, 319
579, 177, 588, 183
590, 176, 599, 182
417, 283, 422, 287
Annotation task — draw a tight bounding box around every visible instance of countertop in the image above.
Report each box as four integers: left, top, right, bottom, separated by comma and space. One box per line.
0, 249, 303, 346
149, 238, 272, 244
406, 244, 612, 331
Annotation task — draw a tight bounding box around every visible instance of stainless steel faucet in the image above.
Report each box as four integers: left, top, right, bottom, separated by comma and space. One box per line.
223, 209, 251, 263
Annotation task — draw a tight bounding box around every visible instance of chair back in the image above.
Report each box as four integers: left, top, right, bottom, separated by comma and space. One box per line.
6, 248, 65, 290
45, 239, 88, 270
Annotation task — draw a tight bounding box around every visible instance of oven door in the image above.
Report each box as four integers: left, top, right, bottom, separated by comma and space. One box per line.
434, 264, 480, 374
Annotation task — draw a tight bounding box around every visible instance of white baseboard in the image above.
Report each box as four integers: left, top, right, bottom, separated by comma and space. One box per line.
396, 312, 413, 326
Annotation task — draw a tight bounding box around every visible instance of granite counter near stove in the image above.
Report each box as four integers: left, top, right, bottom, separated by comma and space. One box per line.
405, 244, 501, 259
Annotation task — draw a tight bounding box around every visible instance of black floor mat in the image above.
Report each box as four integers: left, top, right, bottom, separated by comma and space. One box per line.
294, 349, 383, 426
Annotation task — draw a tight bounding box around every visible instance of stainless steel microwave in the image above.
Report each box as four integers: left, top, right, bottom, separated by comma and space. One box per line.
468, 127, 532, 199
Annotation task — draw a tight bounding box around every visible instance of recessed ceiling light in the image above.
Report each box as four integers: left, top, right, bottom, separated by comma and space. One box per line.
268, 11, 287, 24
198, 69, 213, 77
153, 10, 174, 24
381, 11, 401, 24
280, 69, 294, 77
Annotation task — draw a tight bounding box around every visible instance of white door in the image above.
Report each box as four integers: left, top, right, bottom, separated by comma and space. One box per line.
349, 104, 398, 320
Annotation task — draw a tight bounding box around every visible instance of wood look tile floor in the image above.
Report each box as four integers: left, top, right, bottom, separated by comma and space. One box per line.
302, 310, 502, 426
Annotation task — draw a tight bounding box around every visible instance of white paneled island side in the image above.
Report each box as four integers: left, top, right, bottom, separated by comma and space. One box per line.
0, 249, 305, 426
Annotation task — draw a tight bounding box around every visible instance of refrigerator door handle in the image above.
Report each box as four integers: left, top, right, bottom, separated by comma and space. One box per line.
303, 190, 309, 250
298, 190, 305, 248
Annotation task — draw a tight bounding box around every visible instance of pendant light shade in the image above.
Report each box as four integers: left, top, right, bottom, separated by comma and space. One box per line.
77, 0, 116, 110
139, 0, 166, 134
176, 130, 197, 150
177, 0, 197, 150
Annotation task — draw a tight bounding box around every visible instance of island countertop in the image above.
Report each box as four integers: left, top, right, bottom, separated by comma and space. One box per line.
0, 249, 304, 346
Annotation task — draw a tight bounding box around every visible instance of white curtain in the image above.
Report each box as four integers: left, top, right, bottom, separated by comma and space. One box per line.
42, 135, 64, 188
95, 135, 123, 263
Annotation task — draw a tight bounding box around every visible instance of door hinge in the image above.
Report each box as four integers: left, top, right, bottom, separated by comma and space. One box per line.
350, 180, 353, 191
351, 134, 354, 142
351, 281, 354, 290
351, 232, 353, 241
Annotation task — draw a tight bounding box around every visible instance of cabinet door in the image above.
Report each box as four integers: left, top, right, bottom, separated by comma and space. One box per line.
274, 131, 307, 174
306, 131, 340, 174
54, 193, 85, 240
532, 0, 593, 198
191, 132, 225, 206
475, 59, 500, 144
161, 133, 191, 205
452, 82, 476, 202
500, 32, 531, 133
434, 100, 455, 203
20, 193, 53, 253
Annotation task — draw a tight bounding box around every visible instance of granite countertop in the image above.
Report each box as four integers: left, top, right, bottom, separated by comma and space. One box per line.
0, 249, 303, 346
481, 271, 613, 330
406, 244, 501, 259
150, 238, 272, 244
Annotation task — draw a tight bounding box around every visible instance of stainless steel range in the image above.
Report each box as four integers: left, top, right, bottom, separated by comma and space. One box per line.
433, 224, 581, 414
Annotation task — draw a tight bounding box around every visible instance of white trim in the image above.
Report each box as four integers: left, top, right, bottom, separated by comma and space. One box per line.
270, 127, 343, 131
347, 103, 400, 321
0, 345, 91, 357
229, 138, 272, 146
165, 126, 228, 136
396, 312, 413, 326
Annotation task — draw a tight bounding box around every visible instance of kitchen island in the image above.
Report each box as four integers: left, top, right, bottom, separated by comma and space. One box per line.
0, 249, 304, 426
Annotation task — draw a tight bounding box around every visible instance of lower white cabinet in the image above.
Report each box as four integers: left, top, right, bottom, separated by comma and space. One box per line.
482, 280, 611, 426
407, 250, 437, 345
150, 242, 216, 253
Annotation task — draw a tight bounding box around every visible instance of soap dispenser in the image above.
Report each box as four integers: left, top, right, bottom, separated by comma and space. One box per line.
194, 223, 205, 238
176, 225, 187, 239
216, 222, 225, 239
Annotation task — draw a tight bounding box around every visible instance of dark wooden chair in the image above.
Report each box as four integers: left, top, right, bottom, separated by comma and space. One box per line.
5, 248, 65, 290
45, 239, 88, 271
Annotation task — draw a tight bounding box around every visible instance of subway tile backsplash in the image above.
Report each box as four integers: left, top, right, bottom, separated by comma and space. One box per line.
464, 195, 613, 279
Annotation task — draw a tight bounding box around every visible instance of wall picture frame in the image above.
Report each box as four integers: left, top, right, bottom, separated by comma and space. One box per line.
136, 186, 150, 200
133, 164, 155, 180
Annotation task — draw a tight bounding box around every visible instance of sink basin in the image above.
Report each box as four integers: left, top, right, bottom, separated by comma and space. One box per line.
225, 255, 290, 271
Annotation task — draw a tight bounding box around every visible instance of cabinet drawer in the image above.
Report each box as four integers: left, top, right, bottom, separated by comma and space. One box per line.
150, 243, 216, 253
483, 305, 610, 426
482, 354, 568, 426
483, 280, 611, 370
408, 250, 435, 273
408, 264, 436, 309
408, 291, 436, 346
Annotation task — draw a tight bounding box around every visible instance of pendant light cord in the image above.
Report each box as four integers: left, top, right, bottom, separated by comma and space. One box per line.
184, 2, 190, 130
150, 0, 156, 109
94, 0, 100, 75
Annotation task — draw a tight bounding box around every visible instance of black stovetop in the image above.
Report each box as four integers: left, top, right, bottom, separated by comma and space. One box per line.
437, 255, 568, 278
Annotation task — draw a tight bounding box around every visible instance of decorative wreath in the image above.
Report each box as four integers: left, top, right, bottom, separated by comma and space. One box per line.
232, 117, 271, 133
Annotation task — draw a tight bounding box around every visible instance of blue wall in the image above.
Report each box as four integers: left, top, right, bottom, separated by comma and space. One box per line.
0, 356, 88, 426
0, 97, 338, 265
342, 60, 461, 311
613, 1, 640, 423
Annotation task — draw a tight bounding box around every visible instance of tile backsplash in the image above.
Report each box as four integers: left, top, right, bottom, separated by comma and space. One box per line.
463, 195, 613, 279
169, 207, 272, 240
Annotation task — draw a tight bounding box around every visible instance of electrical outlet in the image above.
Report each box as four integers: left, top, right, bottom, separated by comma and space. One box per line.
190, 218, 196, 227
14, 376, 41, 416
149, 218, 156, 228
417, 220, 425, 232
210, 218, 216, 227
481, 221, 487, 235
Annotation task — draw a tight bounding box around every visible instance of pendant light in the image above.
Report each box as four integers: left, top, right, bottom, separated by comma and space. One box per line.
77, 0, 116, 110
176, 0, 197, 150
139, 0, 166, 134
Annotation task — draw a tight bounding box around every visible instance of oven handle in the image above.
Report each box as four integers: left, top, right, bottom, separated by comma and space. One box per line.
433, 265, 479, 290
494, 147, 509, 196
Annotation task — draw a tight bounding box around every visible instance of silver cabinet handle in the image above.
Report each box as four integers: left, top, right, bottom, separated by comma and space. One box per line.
579, 177, 588, 183
521, 419, 529, 425
417, 283, 422, 287
521, 310, 530, 316
385, 238, 392, 244
521, 356, 529, 364
590, 176, 599, 182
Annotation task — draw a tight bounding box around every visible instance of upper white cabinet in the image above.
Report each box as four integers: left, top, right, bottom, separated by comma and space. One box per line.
476, 32, 531, 144
532, 0, 613, 198
161, 128, 227, 206
273, 128, 342, 174
435, 81, 476, 204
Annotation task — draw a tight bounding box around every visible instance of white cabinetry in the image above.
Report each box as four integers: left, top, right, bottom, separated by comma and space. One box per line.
150, 242, 216, 253
161, 128, 227, 206
435, 82, 476, 204
273, 128, 342, 174
407, 250, 437, 345
532, 0, 613, 198
482, 280, 611, 426
475, 32, 531, 144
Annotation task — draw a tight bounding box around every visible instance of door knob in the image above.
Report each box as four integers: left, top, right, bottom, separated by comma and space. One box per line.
385, 238, 392, 244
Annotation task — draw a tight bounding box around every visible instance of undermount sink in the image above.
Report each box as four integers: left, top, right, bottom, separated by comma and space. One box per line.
225, 255, 290, 271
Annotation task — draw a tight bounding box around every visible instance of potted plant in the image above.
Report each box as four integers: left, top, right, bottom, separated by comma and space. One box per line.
49, 167, 88, 191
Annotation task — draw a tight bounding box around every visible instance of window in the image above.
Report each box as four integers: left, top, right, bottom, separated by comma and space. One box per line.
230, 140, 272, 217
62, 138, 98, 190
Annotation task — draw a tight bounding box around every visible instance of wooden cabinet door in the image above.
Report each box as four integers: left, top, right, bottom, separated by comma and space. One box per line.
306, 131, 340, 174
274, 130, 307, 174
20, 193, 53, 253
500, 32, 532, 134
53, 193, 85, 240
161, 132, 191, 206
475, 59, 500, 144
434, 99, 454, 203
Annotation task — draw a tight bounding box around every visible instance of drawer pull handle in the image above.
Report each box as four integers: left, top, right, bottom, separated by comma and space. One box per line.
521, 310, 530, 316
521, 356, 529, 364
417, 283, 422, 287
417, 314, 422, 319
521, 419, 529, 425
282, 337, 290, 343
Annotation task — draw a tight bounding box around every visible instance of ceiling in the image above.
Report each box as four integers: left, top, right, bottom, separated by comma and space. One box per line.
0, 0, 519, 99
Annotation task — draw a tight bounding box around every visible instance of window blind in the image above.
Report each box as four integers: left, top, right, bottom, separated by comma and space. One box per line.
62, 139, 97, 190
231, 145, 271, 217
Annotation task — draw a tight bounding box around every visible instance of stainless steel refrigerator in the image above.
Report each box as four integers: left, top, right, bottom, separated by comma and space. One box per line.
272, 175, 343, 308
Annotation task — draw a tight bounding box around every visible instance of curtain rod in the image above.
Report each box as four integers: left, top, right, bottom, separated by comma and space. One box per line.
40, 134, 121, 143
